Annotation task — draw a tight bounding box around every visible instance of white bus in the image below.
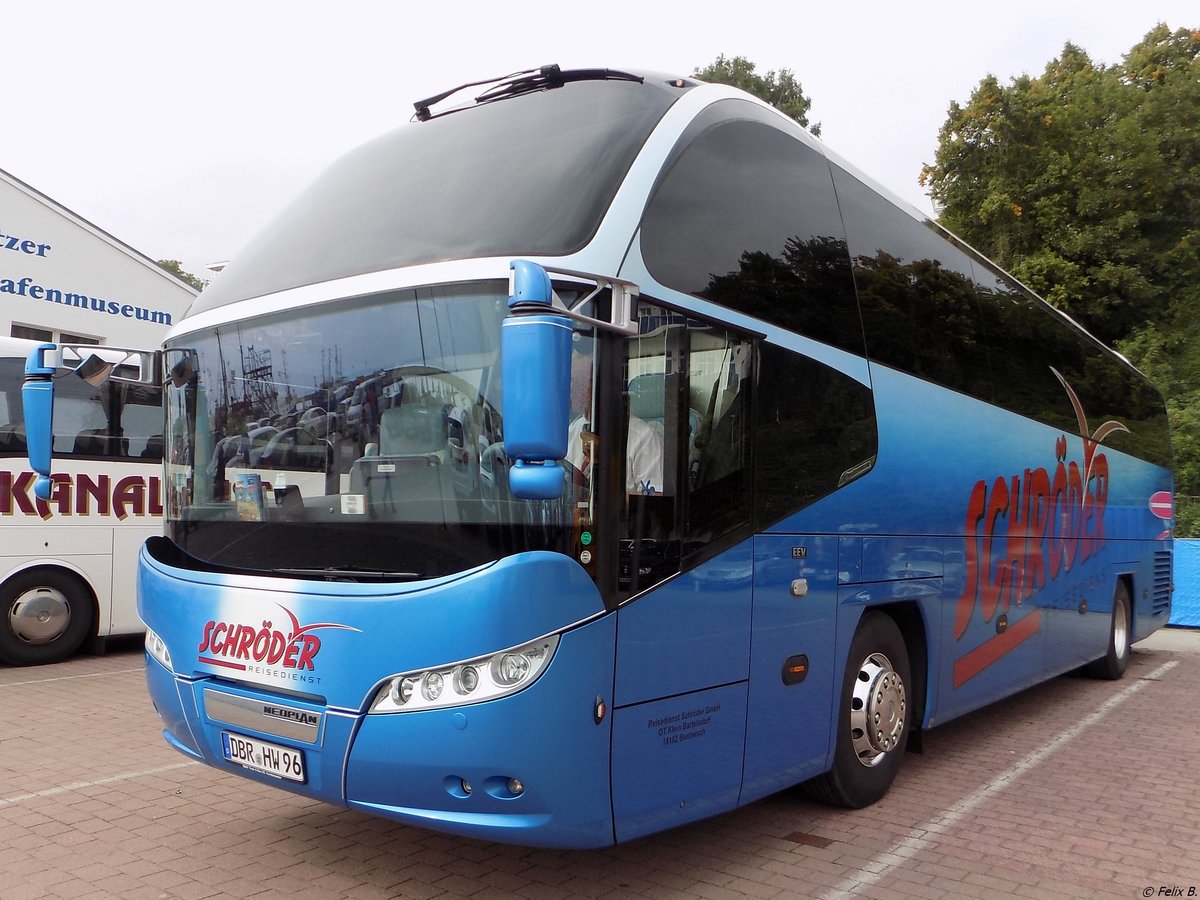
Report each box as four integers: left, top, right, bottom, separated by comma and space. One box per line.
0, 335, 163, 665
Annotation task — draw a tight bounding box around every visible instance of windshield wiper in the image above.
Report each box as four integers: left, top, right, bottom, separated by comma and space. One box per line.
414, 63, 644, 121
271, 566, 423, 582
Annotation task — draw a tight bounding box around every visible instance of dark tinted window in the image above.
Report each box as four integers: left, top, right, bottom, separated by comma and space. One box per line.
640, 101, 863, 356
11, 325, 51, 342
973, 265, 1084, 430
833, 166, 992, 401
833, 160, 1168, 468
756, 343, 878, 526
972, 264, 1171, 467
194, 80, 681, 311
59, 333, 101, 345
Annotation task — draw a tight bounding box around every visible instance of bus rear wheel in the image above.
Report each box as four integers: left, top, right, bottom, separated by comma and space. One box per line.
1085, 582, 1132, 681
805, 611, 911, 808
0, 569, 96, 666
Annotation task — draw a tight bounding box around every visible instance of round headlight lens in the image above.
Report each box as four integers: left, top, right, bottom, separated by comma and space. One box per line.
454, 665, 480, 695
421, 671, 444, 701
391, 675, 417, 705
491, 652, 531, 686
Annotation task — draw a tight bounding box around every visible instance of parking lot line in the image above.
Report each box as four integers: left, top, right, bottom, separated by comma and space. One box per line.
0, 667, 143, 689
821, 658, 1180, 899
0, 761, 199, 808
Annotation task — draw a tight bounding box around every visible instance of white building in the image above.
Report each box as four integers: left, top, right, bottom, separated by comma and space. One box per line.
0, 168, 197, 347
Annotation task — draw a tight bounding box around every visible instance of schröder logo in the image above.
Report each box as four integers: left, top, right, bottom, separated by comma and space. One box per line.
951, 369, 1128, 689
197, 604, 360, 673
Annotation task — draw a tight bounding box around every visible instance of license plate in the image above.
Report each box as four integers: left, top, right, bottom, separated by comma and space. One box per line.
221, 731, 306, 783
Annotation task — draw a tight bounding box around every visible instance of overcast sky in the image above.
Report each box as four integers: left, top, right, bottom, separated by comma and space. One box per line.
5, 1, 1195, 280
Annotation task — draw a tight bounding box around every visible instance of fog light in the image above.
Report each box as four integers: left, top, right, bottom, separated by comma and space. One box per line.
461, 778, 472, 796
507, 778, 524, 797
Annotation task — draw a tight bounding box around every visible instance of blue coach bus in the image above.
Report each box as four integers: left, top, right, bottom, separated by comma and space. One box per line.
26, 65, 1174, 846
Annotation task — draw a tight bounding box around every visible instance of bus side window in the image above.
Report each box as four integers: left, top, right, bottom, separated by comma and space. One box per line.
832, 164, 991, 403
49, 380, 164, 460
0, 363, 23, 454
53, 383, 109, 457
140, 434, 164, 460
687, 334, 751, 544
621, 315, 676, 580
0, 424, 24, 455
755, 343, 878, 527
619, 304, 754, 595
639, 101, 863, 360
72, 429, 128, 457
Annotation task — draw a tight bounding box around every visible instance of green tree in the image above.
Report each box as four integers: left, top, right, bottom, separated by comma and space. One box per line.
921, 25, 1200, 534
157, 259, 206, 291
693, 54, 820, 135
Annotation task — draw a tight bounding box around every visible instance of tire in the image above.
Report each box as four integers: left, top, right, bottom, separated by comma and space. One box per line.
0, 569, 96, 666
805, 611, 912, 808
1085, 582, 1132, 681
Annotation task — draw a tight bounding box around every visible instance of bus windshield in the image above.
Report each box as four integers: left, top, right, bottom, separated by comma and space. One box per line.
163, 282, 589, 580
191, 78, 682, 313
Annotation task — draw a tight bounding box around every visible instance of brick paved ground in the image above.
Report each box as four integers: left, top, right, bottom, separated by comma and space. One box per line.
1, 630, 1198, 900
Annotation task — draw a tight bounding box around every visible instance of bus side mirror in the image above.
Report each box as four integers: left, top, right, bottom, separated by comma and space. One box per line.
22, 344, 58, 501
501, 260, 572, 500
75, 354, 116, 387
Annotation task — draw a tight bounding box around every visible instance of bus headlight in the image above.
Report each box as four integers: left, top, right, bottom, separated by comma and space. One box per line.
369, 634, 559, 714
454, 665, 480, 695
145, 628, 172, 670
421, 671, 444, 702
390, 676, 417, 706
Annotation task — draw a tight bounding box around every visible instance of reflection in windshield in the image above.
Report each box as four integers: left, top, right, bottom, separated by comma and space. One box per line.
163, 283, 588, 580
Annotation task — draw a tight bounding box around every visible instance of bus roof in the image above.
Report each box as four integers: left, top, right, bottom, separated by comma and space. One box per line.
191, 69, 692, 315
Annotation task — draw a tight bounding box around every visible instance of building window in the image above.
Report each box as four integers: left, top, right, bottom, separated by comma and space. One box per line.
11, 324, 52, 342
11, 324, 102, 345
59, 332, 101, 345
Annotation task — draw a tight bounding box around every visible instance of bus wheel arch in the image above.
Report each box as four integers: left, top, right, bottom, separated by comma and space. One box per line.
1085, 577, 1133, 681
805, 608, 916, 808
880, 600, 928, 746
0, 567, 98, 666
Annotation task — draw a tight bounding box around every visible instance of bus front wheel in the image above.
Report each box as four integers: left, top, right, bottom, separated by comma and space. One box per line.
1085, 582, 1132, 681
805, 611, 911, 808
0, 569, 96, 666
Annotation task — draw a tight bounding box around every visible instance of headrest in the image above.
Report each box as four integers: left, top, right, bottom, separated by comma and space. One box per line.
628, 373, 666, 420
380, 404, 444, 454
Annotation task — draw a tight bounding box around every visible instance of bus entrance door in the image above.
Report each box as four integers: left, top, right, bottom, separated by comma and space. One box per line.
609, 540, 753, 843
740, 534, 840, 804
